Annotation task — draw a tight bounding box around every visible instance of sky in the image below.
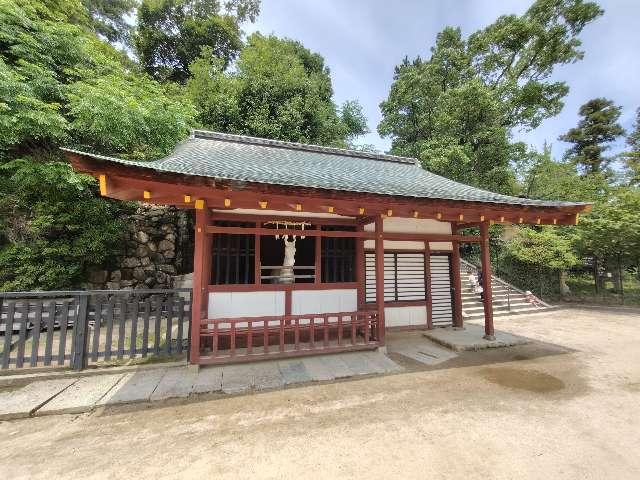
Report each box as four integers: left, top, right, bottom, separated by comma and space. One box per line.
247, 0, 640, 159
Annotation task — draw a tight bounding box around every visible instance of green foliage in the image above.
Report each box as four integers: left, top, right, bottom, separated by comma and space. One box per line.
0, 0, 197, 291
81, 0, 138, 45
378, 0, 602, 193
67, 74, 196, 159
135, 0, 260, 82
623, 107, 640, 185
575, 186, 640, 260
0, 160, 127, 291
559, 98, 625, 174
0, 0, 114, 157
521, 143, 610, 203
505, 227, 578, 270
1, 0, 196, 160
187, 34, 369, 147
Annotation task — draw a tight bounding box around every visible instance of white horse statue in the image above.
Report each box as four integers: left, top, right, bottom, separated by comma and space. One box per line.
271, 235, 296, 283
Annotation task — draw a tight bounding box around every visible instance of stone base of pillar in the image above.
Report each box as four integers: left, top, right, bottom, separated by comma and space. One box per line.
483, 334, 496, 341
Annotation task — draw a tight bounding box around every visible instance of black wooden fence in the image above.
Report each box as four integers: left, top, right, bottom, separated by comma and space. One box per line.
0, 289, 192, 371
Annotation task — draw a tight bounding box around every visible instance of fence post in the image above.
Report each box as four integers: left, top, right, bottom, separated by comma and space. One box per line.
72, 295, 90, 371
186, 291, 192, 363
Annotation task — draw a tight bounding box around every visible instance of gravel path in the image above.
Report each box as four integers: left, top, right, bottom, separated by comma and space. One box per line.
1, 307, 639, 479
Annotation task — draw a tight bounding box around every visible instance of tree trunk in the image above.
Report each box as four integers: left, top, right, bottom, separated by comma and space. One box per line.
593, 256, 599, 295
539, 267, 543, 299
618, 253, 624, 305
559, 270, 570, 297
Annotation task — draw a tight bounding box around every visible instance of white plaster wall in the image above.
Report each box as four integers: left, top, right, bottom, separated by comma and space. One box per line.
384, 306, 428, 327
364, 218, 452, 251
291, 289, 357, 315
208, 291, 285, 318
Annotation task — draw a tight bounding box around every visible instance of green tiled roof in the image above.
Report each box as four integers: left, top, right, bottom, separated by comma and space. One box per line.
62, 130, 585, 208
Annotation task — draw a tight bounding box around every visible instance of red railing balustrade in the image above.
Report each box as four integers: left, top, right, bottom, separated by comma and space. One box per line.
198, 310, 378, 364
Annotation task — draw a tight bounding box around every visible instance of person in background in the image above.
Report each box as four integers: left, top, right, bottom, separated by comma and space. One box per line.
468, 271, 478, 290
525, 290, 543, 307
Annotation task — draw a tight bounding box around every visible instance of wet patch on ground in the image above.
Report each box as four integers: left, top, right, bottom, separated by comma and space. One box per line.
480, 367, 565, 393
623, 382, 640, 392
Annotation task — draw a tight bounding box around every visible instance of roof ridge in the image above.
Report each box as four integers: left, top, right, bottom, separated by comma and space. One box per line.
190, 129, 419, 166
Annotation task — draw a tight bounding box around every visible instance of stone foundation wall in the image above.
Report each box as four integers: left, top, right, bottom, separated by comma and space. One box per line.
86, 205, 193, 289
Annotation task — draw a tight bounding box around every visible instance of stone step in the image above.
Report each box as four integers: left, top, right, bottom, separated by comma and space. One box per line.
463, 306, 546, 319
462, 286, 516, 295
462, 293, 524, 301
462, 296, 529, 305
462, 302, 532, 313
459, 266, 553, 313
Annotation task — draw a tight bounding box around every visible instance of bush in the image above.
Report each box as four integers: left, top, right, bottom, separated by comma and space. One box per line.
0, 159, 128, 290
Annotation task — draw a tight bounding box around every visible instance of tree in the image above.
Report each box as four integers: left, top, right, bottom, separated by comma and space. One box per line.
187, 34, 368, 147
505, 227, 578, 270
624, 107, 640, 185
574, 187, 640, 294
134, 0, 260, 82
521, 143, 609, 203
504, 226, 578, 297
1, 0, 195, 160
0, 0, 196, 290
67, 74, 196, 159
82, 0, 138, 45
378, 0, 602, 193
0, 160, 127, 291
559, 98, 624, 174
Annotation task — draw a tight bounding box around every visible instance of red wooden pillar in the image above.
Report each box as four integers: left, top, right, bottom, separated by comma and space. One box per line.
374, 215, 385, 345
355, 223, 365, 310
450, 223, 463, 328
423, 241, 433, 329
479, 221, 495, 340
189, 203, 211, 364
254, 227, 261, 286
314, 224, 322, 285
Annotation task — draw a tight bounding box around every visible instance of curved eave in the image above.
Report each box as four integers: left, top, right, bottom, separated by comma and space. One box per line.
63, 148, 591, 225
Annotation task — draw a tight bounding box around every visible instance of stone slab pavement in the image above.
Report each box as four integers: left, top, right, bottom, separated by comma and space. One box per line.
38, 374, 124, 416
387, 333, 458, 366
423, 324, 531, 352
0, 350, 404, 419
0, 378, 77, 420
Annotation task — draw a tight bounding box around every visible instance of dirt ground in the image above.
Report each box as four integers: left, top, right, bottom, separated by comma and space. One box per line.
1, 307, 640, 479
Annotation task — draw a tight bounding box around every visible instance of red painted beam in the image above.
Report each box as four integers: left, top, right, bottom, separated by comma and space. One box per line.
205, 224, 483, 243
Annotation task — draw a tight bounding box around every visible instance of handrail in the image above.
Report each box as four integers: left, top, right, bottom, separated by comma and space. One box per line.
201, 310, 375, 325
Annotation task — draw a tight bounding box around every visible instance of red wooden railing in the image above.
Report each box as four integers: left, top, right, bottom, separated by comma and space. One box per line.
198, 310, 378, 364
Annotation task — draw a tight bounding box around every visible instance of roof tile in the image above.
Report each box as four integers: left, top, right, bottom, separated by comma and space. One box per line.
62, 130, 585, 208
